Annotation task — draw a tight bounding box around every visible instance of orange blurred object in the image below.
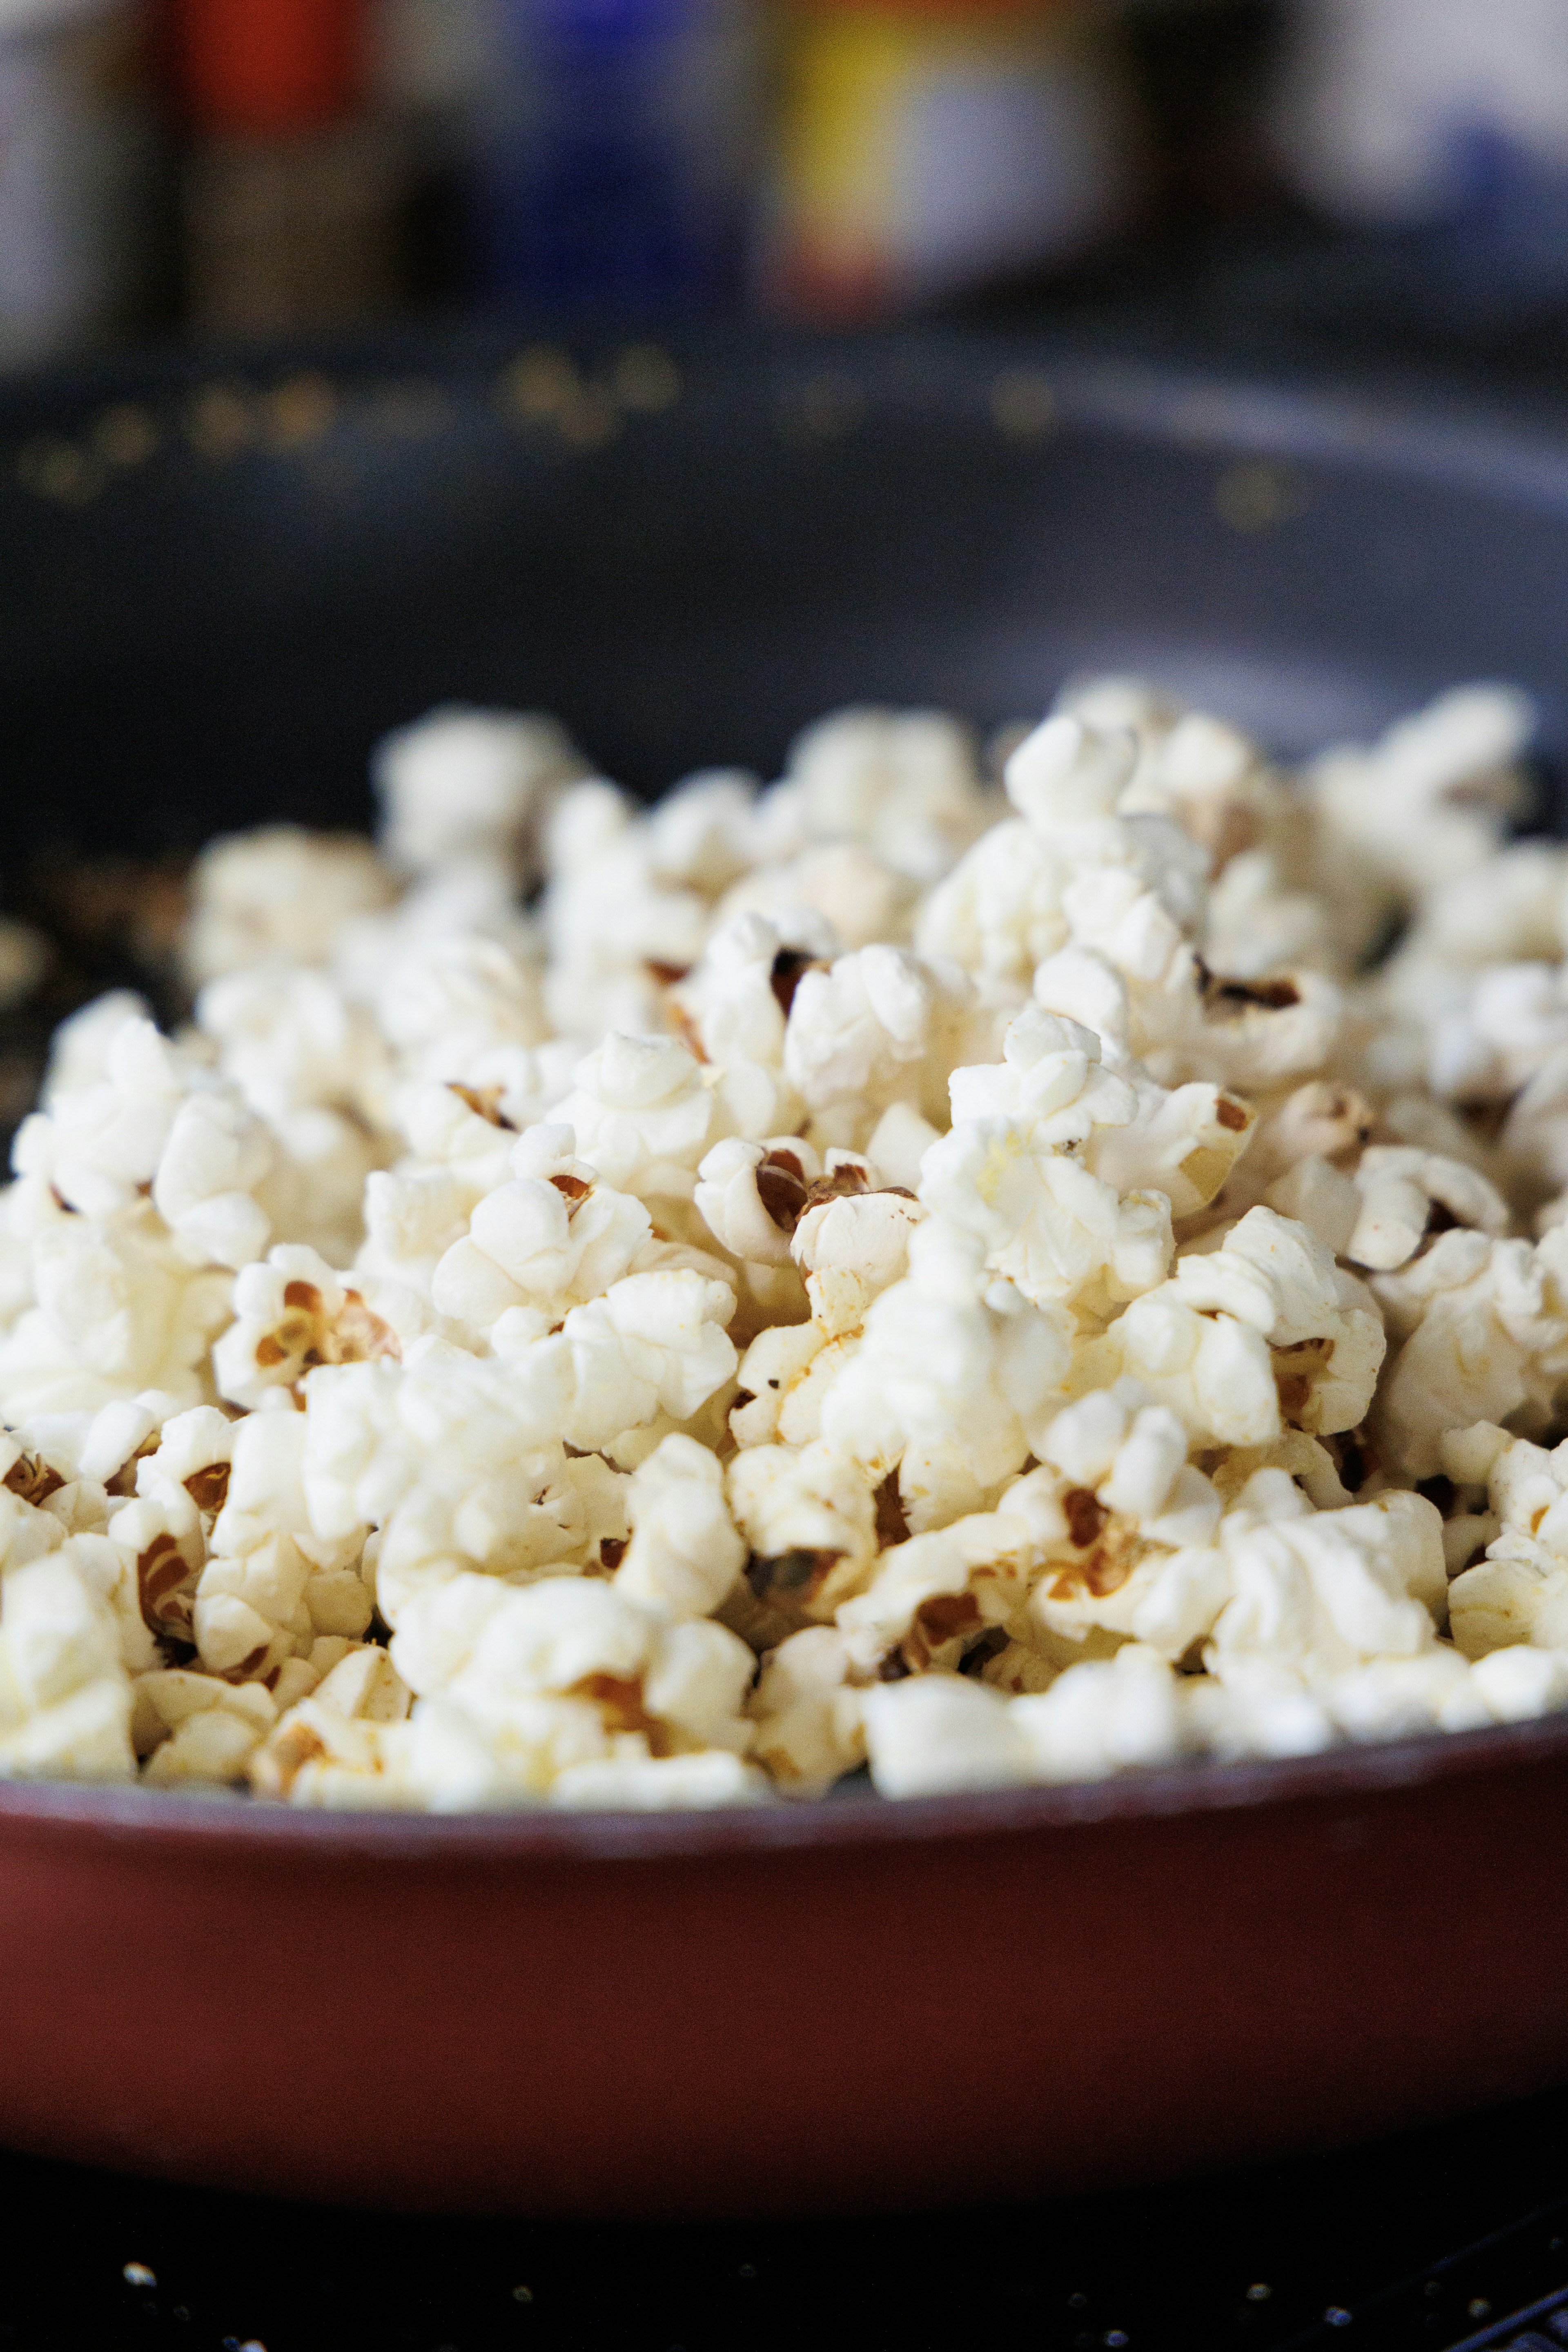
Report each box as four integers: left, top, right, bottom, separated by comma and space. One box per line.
172, 0, 369, 134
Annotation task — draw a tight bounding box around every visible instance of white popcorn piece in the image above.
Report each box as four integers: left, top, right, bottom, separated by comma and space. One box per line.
613, 1434, 746, 1619
780, 706, 990, 882
1372, 1227, 1568, 1478
15, 1012, 276, 1270
373, 706, 582, 882
1207, 1491, 1448, 1682
790, 1180, 925, 1337
183, 826, 395, 985
748, 1627, 866, 1796
1345, 1147, 1510, 1274
0, 1207, 233, 1423
551, 1033, 716, 1201
431, 1124, 651, 1332
1081, 1207, 1386, 1448
816, 1219, 1074, 1489
862, 1672, 1033, 1797
550, 1751, 769, 1808
1011, 1643, 1186, 1780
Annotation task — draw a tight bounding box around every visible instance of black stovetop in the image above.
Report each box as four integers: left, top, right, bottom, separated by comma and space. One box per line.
4, 2083, 1567, 2352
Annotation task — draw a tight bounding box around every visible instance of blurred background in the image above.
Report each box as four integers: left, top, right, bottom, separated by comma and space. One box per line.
7, 0, 1568, 370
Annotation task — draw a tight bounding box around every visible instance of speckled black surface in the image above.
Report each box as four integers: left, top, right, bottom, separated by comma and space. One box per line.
1, 2085, 1565, 2351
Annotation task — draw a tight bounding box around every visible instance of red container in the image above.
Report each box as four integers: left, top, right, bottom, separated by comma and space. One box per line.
170, 0, 368, 133
1, 1716, 1566, 2216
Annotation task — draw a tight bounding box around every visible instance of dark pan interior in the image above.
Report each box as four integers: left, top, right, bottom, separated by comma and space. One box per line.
4, 323, 1568, 861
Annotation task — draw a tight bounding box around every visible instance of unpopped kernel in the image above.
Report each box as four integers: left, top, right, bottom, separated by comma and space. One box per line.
0, 685, 1563, 1808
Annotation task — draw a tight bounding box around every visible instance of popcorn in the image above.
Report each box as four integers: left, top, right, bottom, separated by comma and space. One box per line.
550, 1033, 716, 1200
14, 675, 1568, 1809
0, 1546, 137, 1781
372, 706, 581, 884
748, 1628, 866, 1795
816, 1220, 1074, 1489
1080, 1207, 1386, 1448
182, 826, 395, 986
534, 1269, 739, 1453
15, 1012, 274, 1269
1372, 1228, 1568, 1477
215, 1244, 401, 1409
1345, 1147, 1510, 1273
726, 1440, 880, 1642
612, 1434, 746, 1619
430, 1125, 651, 1332
779, 706, 990, 882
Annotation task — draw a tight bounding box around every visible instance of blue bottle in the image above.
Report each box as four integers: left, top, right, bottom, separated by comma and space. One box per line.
473, 0, 757, 314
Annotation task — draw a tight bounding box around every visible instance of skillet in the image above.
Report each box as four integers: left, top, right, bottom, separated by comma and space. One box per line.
1, 325, 1567, 2216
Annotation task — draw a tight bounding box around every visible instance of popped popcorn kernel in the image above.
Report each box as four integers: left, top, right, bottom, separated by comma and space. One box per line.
10, 672, 1568, 1807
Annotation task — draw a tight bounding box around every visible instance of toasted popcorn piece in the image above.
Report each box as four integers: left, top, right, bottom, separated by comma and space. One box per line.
673, 909, 837, 1071
695, 1136, 819, 1265
135, 1405, 236, 1515
109, 1491, 205, 1651
244, 1648, 410, 1797
613, 1434, 746, 1619
387, 1570, 754, 1796
836, 1504, 1049, 1678
193, 1533, 316, 1679
215, 1243, 401, 1409
726, 1441, 880, 1642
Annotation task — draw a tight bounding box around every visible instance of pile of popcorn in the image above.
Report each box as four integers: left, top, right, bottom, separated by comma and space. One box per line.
7, 677, 1568, 1811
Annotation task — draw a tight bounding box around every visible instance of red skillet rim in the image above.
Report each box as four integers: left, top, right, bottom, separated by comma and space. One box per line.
0, 1704, 1562, 1861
